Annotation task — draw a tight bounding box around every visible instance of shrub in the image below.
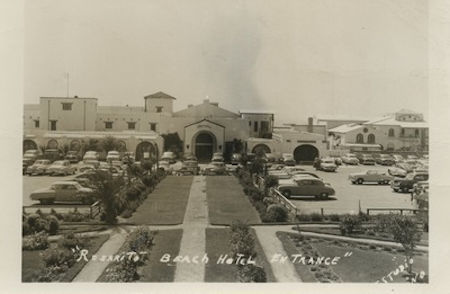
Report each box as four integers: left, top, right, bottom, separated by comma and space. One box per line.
42, 248, 76, 268
50, 209, 64, 220
339, 215, 362, 235
62, 211, 88, 222
126, 186, 140, 201
126, 226, 155, 254
47, 215, 59, 235
36, 265, 67, 282
328, 214, 341, 222
264, 204, 288, 223
262, 197, 275, 206
297, 214, 312, 222
229, 221, 255, 260
238, 265, 267, 282
58, 233, 88, 250
22, 231, 49, 250
310, 213, 324, 222
374, 214, 396, 233
22, 221, 31, 236
121, 209, 134, 218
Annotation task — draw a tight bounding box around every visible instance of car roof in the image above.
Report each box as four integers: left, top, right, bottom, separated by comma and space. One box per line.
295, 175, 323, 181
52, 181, 79, 185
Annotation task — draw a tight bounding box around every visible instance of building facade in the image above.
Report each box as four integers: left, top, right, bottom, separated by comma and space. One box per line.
24, 92, 328, 162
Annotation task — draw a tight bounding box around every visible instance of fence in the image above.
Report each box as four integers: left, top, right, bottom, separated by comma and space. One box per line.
89, 200, 102, 218
23, 201, 102, 219
270, 188, 298, 217
366, 208, 421, 215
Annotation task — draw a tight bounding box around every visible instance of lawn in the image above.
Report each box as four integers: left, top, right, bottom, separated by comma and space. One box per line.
129, 176, 193, 225
276, 232, 428, 283
206, 176, 261, 225
139, 229, 183, 282
204, 228, 276, 282
22, 234, 110, 282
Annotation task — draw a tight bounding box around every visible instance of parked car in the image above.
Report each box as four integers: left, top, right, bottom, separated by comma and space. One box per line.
282, 166, 305, 175
316, 157, 338, 172
211, 152, 224, 162
23, 150, 40, 170
407, 154, 419, 160
177, 155, 200, 175
231, 153, 242, 165
83, 151, 99, 162
64, 151, 81, 163
204, 162, 226, 175
291, 172, 321, 180
387, 163, 409, 178
277, 176, 335, 199
78, 164, 97, 173
99, 166, 124, 178
158, 161, 173, 173
30, 181, 95, 204
26, 159, 52, 176
43, 149, 64, 162
349, 170, 393, 185
281, 153, 296, 166
83, 160, 100, 169
391, 171, 429, 193
268, 170, 292, 180
357, 154, 376, 165
375, 154, 395, 166
161, 151, 176, 164
341, 153, 359, 165
106, 150, 121, 163
392, 154, 405, 163
46, 160, 76, 176
265, 153, 277, 163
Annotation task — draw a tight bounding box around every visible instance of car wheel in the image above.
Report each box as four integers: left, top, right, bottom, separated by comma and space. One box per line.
320, 192, 329, 199
282, 190, 291, 199
357, 178, 364, 185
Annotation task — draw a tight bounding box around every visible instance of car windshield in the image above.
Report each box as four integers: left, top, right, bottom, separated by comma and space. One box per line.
347, 154, 357, 158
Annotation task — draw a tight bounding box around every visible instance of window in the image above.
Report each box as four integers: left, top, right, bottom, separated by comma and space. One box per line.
415, 129, 419, 138
254, 121, 258, 132
127, 122, 136, 130
401, 129, 405, 136
34, 120, 39, 128
156, 106, 163, 113
50, 120, 57, 131
249, 121, 252, 126
388, 128, 395, 137
62, 103, 72, 111
356, 133, 364, 143
368, 134, 376, 144
261, 121, 269, 133
105, 121, 113, 129
150, 123, 157, 131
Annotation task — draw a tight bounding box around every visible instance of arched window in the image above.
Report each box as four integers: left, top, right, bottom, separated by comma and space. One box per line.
388, 128, 395, 137
368, 134, 376, 144
356, 134, 364, 144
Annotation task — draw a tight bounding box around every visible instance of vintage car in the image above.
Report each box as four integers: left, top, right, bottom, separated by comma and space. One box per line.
176, 159, 200, 176
357, 154, 376, 165
375, 154, 395, 166
23, 150, 40, 171
392, 154, 405, 163
203, 162, 226, 175
316, 158, 338, 172
83, 151, 99, 161
106, 150, 121, 163
230, 153, 242, 165
341, 153, 359, 165
282, 166, 305, 175
349, 170, 393, 185
99, 166, 124, 178
391, 171, 429, 193
158, 161, 173, 174
277, 176, 335, 199
211, 152, 224, 162
291, 171, 322, 180
30, 181, 95, 204
64, 151, 81, 163
268, 170, 292, 180
387, 164, 409, 178
161, 152, 177, 164
281, 153, 296, 166
46, 160, 76, 176
26, 159, 52, 176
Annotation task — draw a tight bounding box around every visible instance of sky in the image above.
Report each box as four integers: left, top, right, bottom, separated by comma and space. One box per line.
24, 0, 428, 124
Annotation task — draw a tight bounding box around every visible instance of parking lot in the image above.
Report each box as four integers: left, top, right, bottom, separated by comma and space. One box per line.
288, 164, 415, 214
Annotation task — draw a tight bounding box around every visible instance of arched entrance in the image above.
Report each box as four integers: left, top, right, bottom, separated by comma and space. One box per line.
70, 140, 81, 152
252, 144, 271, 156
194, 132, 216, 162
46, 139, 59, 150
294, 144, 319, 164
23, 139, 37, 153
135, 141, 156, 162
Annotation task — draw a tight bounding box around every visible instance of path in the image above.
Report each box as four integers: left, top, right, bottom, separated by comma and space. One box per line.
174, 175, 209, 282
73, 227, 128, 282
254, 227, 302, 282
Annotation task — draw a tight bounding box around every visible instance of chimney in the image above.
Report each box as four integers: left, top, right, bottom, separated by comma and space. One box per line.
307, 117, 313, 133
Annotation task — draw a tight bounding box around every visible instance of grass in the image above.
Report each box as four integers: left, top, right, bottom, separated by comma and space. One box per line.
206, 176, 261, 225
139, 229, 183, 282
276, 232, 429, 283
204, 228, 276, 282
22, 234, 110, 282
128, 176, 193, 225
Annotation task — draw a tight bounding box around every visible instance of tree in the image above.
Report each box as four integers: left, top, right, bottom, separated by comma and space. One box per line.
161, 133, 183, 156
249, 158, 265, 176
102, 136, 121, 153
263, 175, 278, 197
389, 215, 422, 281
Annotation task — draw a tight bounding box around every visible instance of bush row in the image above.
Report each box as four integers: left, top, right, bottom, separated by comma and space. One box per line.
235, 168, 288, 223
23, 211, 59, 236
229, 221, 266, 282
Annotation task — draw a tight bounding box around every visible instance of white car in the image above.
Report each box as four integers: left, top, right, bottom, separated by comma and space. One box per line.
316, 158, 338, 172
342, 153, 359, 165
161, 152, 176, 164
106, 150, 121, 162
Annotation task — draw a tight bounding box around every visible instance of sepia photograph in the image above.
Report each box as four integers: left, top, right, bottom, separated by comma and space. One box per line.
2, 0, 449, 292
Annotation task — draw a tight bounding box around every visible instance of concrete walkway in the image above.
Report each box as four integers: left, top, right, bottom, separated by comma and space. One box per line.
73, 227, 128, 282
174, 176, 209, 282
254, 227, 302, 282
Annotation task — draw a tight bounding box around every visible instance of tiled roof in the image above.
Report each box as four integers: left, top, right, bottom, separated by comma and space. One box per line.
364, 116, 428, 128
329, 123, 363, 133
